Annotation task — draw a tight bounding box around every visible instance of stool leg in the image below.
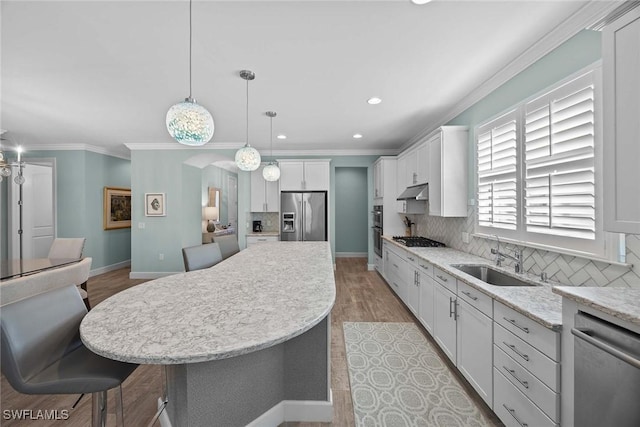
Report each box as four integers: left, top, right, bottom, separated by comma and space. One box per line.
115, 385, 125, 427
91, 391, 107, 427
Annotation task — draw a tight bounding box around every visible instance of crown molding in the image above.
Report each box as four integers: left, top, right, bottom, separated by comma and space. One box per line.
125, 142, 244, 151
268, 148, 398, 157
402, 0, 624, 152
18, 143, 131, 160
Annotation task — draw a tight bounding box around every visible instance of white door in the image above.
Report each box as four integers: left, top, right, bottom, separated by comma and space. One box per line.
227, 175, 238, 229
8, 161, 56, 259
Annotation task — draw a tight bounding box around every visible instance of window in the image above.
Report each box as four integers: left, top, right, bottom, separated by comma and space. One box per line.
475, 66, 618, 260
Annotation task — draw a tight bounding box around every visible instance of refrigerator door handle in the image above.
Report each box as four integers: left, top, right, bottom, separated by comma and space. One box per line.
301, 199, 305, 241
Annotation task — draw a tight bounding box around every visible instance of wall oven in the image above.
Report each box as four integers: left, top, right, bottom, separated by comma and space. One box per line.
372, 205, 383, 257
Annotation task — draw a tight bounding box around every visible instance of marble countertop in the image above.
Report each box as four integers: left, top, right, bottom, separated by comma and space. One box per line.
383, 236, 563, 330
552, 286, 640, 328
80, 242, 335, 364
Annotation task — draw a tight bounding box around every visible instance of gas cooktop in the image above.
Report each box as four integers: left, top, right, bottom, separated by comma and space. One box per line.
392, 236, 446, 248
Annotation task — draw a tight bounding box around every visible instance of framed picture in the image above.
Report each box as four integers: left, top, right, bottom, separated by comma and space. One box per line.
103, 187, 132, 230
145, 193, 166, 217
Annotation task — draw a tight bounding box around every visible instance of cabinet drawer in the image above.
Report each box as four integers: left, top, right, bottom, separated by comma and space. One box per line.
417, 260, 433, 277
494, 368, 557, 427
457, 280, 492, 318
495, 302, 559, 361
494, 323, 559, 392
246, 235, 279, 245
433, 267, 456, 293
494, 345, 559, 422
386, 249, 407, 280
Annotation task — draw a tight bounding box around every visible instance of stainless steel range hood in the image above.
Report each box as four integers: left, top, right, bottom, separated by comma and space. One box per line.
397, 183, 429, 201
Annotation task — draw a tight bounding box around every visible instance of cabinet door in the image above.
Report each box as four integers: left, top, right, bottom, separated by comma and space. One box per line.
396, 154, 408, 194
406, 149, 418, 186
250, 166, 267, 212
603, 8, 640, 233
419, 271, 435, 334
406, 268, 420, 316
303, 161, 330, 191
415, 142, 429, 185
457, 298, 493, 407
279, 162, 304, 191
373, 160, 383, 199
265, 178, 279, 212
428, 134, 442, 216
433, 283, 456, 364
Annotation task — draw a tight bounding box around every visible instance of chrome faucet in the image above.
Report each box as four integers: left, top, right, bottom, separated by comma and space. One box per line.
491, 245, 524, 274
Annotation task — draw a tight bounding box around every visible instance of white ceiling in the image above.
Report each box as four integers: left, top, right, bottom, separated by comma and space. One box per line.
1, 0, 606, 159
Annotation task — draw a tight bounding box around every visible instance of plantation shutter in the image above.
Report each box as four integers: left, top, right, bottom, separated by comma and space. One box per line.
524, 72, 595, 240
477, 111, 518, 230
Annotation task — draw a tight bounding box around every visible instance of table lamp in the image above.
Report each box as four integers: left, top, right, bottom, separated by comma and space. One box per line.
203, 206, 219, 232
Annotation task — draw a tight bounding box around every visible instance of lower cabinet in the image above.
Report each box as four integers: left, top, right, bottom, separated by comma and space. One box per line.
457, 298, 493, 407
433, 282, 457, 364
417, 263, 435, 334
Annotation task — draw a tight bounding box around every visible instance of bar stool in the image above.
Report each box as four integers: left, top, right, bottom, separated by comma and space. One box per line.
182, 242, 223, 271
0, 284, 138, 426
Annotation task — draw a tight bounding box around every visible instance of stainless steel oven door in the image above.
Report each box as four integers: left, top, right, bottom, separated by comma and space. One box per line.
372, 226, 382, 257
372, 206, 383, 229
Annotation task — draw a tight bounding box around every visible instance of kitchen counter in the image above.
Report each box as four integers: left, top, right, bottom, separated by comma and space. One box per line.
245, 231, 280, 237
80, 241, 336, 426
552, 286, 640, 328
383, 236, 563, 330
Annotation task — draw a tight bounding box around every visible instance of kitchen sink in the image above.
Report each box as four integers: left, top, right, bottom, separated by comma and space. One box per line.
451, 264, 537, 287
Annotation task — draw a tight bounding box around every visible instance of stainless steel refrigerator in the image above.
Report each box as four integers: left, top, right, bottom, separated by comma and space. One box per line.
280, 191, 327, 241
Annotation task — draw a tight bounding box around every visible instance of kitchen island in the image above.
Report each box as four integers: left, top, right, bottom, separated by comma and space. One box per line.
80, 241, 336, 426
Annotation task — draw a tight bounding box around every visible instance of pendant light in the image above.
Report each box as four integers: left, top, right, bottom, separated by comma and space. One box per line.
166, 0, 214, 146
262, 111, 280, 181
235, 70, 261, 171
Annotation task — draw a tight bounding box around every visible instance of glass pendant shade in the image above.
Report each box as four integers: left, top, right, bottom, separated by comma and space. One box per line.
235, 145, 261, 171
166, 98, 214, 146
262, 162, 280, 181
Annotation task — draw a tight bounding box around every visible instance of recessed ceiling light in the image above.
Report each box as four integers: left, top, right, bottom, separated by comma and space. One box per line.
276, 134, 287, 140
353, 134, 363, 139
411, 0, 432, 4
367, 97, 382, 105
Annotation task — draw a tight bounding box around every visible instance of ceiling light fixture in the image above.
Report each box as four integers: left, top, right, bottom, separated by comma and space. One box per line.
235, 70, 261, 171
262, 111, 280, 182
276, 134, 287, 140
410, 0, 432, 4
166, 0, 214, 146
367, 97, 382, 105
353, 134, 363, 139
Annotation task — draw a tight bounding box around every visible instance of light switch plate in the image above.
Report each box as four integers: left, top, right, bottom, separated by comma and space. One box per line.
462, 232, 470, 244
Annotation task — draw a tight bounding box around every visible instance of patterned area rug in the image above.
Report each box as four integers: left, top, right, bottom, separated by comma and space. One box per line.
343, 322, 493, 427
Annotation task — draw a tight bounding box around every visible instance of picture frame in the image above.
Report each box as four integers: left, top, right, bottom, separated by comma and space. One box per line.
103, 187, 132, 230
145, 193, 166, 217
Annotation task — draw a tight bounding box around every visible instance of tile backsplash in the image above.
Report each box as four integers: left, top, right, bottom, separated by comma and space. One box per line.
246, 212, 280, 233
413, 206, 640, 289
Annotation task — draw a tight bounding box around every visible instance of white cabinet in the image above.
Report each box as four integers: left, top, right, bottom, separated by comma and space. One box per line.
603, 7, 640, 233
427, 126, 469, 217
417, 261, 435, 334
250, 164, 279, 212
246, 235, 278, 247
457, 297, 493, 407
373, 159, 384, 200
278, 160, 330, 191
384, 244, 409, 303
405, 253, 420, 316
415, 142, 429, 185
433, 279, 457, 364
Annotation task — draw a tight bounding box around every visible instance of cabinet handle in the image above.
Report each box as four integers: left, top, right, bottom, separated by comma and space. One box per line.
503, 342, 529, 362
449, 297, 457, 319
420, 264, 430, 271
408, 256, 415, 262
502, 404, 528, 427
392, 281, 399, 289
436, 274, 448, 282
257, 238, 267, 242
393, 263, 399, 269
502, 366, 529, 389
461, 290, 478, 301
503, 317, 530, 334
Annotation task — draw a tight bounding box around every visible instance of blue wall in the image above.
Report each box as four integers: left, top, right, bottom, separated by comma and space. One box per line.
335, 167, 369, 254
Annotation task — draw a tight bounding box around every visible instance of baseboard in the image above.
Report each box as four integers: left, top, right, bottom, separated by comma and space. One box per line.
367, 263, 375, 271
160, 395, 333, 427
335, 252, 367, 258
247, 392, 334, 426
129, 271, 180, 280
89, 260, 130, 277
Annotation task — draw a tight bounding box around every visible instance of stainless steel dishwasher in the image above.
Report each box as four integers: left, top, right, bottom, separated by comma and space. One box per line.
572, 312, 640, 427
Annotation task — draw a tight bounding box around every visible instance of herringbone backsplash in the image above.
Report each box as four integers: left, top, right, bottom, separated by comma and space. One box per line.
414, 206, 640, 289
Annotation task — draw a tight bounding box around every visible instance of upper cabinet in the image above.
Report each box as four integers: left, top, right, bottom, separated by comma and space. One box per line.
373, 159, 384, 200
603, 7, 640, 233
401, 142, 429, 187
250, 164, 279, 212
428, 126, 469, 217
278, 160, 330, 191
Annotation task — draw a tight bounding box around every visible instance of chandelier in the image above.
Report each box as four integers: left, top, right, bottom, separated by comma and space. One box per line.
0, 138, 25, 185
235, 70, 261, 171
166, 0, 214, 146
262, 111, 280, 181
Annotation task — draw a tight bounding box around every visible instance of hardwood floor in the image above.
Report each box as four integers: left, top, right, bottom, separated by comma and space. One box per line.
1, 258, 500, 426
